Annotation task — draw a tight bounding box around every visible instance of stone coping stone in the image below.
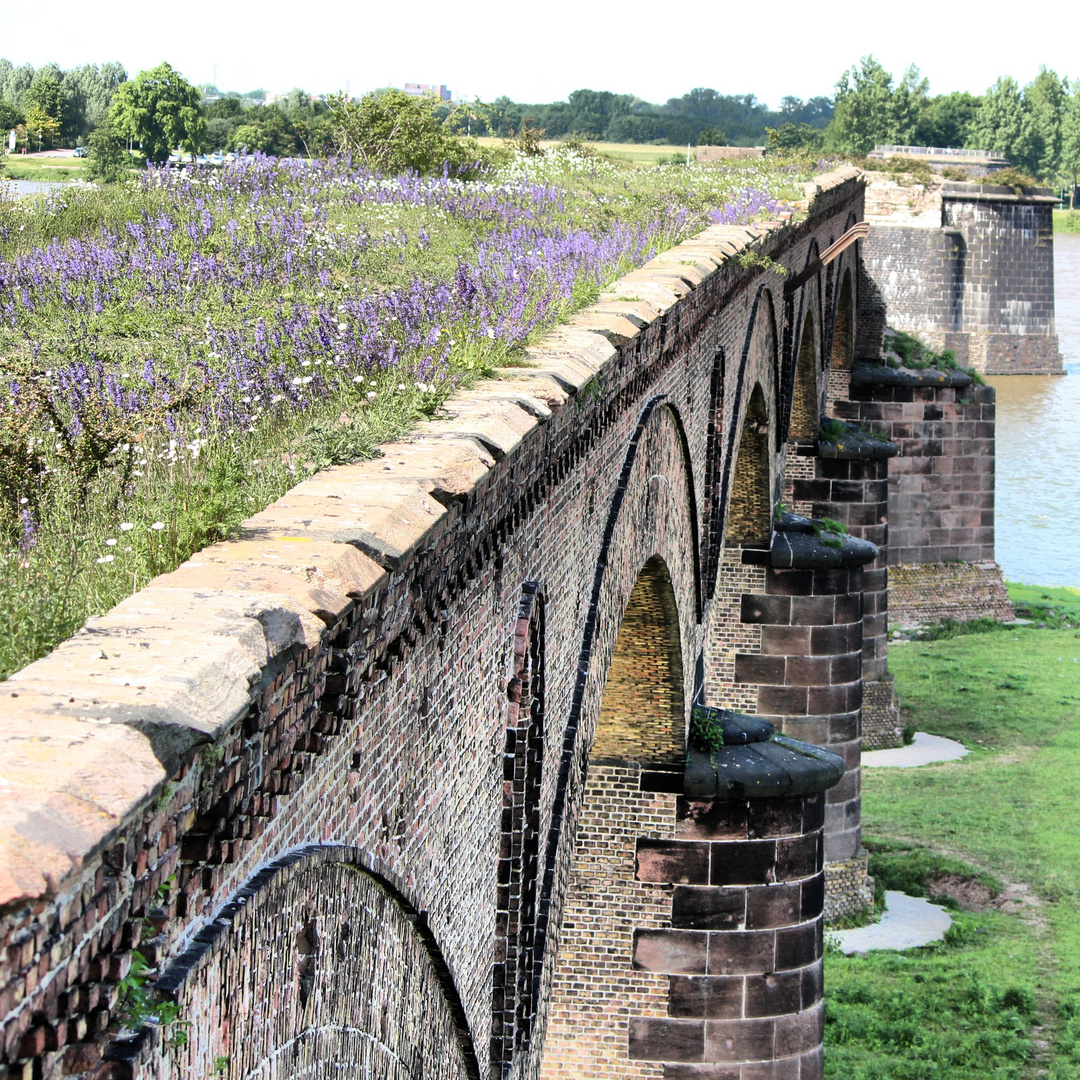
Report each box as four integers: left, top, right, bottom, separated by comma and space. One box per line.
684, 738, 846, 800
690, 704, 774, 746
771, 513, 879, 569
851, 362, 972, 389
818, 423, 899, 461
0, 169, 867, 907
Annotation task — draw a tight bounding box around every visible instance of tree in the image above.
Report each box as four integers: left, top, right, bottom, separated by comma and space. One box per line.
915, 92, 981, 148
969, 77, 1037, 174
228, 123, 271, 153
766, 122, 825, 153
825, 56, 902, 155
85, 117, 130, 182
1061, 82, 1080, 204
698, 126, 726, 145
22, 102, 61, 150
110, 62, 206, 164
1025, 67, 1067, 181
327, 89, 482, 175
0, 99, 22, 133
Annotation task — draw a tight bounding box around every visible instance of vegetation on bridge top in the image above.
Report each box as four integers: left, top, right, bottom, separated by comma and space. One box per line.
0, 146, 816, 680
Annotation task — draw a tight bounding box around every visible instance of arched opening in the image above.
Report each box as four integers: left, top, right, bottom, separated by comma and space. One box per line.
830, 269, 855, 369
790, 313, 819, 443
726, 385, 772, 548
539, 557, 686, 1079
593, 556, 685, 764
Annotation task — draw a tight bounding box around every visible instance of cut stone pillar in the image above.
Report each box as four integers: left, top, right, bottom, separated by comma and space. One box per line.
734, 517, 879, 920
628, 711, 844, 1080
793, 425, 902, 749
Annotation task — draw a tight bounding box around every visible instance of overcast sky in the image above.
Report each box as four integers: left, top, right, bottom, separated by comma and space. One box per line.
0, 0, 1073, 107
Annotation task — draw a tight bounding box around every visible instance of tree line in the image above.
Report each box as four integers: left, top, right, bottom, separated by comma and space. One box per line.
3, 55, 1080, 189
821, 57, 1080, 188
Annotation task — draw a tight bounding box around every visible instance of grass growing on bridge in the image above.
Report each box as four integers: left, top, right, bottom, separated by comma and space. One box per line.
824, 583, 1080, 1079
0, 150, 808, 679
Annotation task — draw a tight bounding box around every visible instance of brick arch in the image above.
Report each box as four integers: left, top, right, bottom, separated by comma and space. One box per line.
790, 309, 820, 444
830, 267, 855, 370
710, 284, 778, 583
535, 398, 701, 1078
492, 582, 546, 1075
592, 555, 686, 765
149, 845, 481, 1080
726, 383, 773, 547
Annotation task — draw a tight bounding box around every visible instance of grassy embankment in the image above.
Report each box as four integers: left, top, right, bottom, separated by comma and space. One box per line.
1, 154, 90, 183
825, 582, 1080, 1079
1053, 209, 1080, 233
473, 136, 690, 165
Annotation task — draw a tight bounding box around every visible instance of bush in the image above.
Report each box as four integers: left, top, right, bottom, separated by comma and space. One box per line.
327, 89, 485, 176
85, 118, 131, 183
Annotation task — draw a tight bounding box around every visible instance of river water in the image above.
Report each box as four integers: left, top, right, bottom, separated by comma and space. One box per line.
988, 231, 1080, 587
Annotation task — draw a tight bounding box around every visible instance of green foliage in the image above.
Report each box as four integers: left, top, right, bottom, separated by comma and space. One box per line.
85, 118, 131, 182
1055, 210, 1080, 233
689, 705, 725, 751
110, 62, 205, 164
22, 102, 61, 150
0, 98, 22, 132
969, 77, 1036, 174
227, 123, 272, 153
988, 165, 1041, 194
766, 121, 825, 154
697, 125, 726, 146
736, 249, 786, 274
328, 89, 484, 175
826, 57, 927, 156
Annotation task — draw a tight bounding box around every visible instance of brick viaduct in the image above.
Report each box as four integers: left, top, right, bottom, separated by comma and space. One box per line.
0, 166, 1006, 1080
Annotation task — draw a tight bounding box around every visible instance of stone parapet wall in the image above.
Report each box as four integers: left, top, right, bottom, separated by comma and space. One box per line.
890, 561, 1014, 626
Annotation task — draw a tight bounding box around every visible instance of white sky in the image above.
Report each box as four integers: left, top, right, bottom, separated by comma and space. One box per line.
0, 0, 1072, 107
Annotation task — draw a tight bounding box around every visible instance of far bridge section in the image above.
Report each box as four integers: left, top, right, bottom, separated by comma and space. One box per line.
0, 166, 999, 1080
861, 169, 1062, 375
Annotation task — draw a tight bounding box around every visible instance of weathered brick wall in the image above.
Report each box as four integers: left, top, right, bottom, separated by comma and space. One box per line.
861, 177, 1061, 374
889, 561, 1015, 627
0, 171, 869, 1080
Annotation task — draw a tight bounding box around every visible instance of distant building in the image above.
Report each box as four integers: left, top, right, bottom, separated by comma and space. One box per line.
404, 83, 451, 101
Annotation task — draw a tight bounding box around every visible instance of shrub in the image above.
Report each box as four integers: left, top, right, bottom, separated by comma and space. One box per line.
328, 90, 485, 176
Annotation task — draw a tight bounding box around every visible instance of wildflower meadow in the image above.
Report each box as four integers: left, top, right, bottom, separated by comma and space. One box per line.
0, 148, 806, 678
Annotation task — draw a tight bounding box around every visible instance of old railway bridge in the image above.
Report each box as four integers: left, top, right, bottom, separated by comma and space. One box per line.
0, 166, 1002, 1079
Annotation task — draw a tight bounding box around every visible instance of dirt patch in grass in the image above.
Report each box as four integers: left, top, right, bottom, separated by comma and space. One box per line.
926, 874, 1040, 916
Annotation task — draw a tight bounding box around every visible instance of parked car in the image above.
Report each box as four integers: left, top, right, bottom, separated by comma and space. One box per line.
73, 146, 89, 157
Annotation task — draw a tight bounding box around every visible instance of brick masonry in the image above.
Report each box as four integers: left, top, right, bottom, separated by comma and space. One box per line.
0, 167, 971, 1080
862, 174, 1062, 375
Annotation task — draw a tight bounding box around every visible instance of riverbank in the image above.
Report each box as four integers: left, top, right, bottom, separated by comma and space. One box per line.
824, 582, 1080, 1079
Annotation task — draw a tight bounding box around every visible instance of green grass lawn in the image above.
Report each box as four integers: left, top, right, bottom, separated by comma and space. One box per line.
825, 583, 1080, 1078
2, 155, 89, 182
